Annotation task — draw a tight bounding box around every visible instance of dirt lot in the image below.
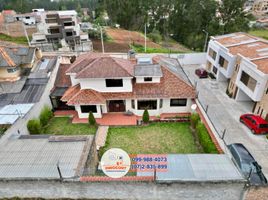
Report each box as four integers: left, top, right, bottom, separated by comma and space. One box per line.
92, 39, 130, 53
106, 27, 161, 48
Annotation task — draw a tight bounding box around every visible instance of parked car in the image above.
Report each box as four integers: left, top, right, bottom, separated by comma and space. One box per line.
228, 143, 267, 185
195, 68, 208, 78
240, 114, 268, 134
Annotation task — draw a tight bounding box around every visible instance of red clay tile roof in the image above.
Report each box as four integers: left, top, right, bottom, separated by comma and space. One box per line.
62, 66, 195, 105
61, 84, 80, 102
133, 66, 196, 98
75, 57, 134, 78
55, 64, 71, 87
67, 89, 106, 105
66, 53, 106, 74
252, 58, 268, 74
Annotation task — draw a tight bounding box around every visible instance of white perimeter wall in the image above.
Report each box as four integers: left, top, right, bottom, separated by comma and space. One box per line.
177, 53, 207, 65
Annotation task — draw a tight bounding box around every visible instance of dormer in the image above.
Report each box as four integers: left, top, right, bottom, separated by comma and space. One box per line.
134, 64, 163, 83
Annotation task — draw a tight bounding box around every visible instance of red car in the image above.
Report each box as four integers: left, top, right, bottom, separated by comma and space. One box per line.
240, 114, 268, 135
195, 68, 208, 78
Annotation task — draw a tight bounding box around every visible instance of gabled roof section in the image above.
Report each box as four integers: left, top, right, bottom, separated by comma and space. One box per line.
66, 53, 107, 74
75, 56, 134, 79
133, 66, 196, 98
61, 84, 80, 102
62, 86, 106, 105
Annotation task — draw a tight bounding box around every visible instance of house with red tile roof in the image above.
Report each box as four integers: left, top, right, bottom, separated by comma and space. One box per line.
206, 32, 268, 121
60, 53, 196, 119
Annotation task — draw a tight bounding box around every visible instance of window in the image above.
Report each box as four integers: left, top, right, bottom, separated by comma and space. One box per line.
7, 67, 18, 73
212, 66, 218, 74
240, 71, 257, 92
159, 99, 163, 109
105, 79, 123, 87
137, 100, 157, 110
81, 105, 97, 113
26, 16, 30, 19
131, 100, 135, 109
208, 48, 217, 60
266, 87, 268, 94
170, 99, 187, 107
64, 22, 74, 26
66, 32, 73, 36
144, 77, 152, 82
219, 56, 228, 69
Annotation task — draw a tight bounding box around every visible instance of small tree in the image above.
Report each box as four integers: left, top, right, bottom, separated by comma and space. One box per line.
27, 119, 42, 134
88, 111, 96, 126
39, 106, 53, 127
142, 109, 150, 123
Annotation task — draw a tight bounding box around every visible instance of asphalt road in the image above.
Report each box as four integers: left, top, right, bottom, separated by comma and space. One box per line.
183, 64, 268, 178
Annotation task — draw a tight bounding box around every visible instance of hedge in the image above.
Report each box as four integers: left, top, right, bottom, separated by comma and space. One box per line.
196, 121, 218, 153
88, 111, 96, 126
27, 119, 42, 134
142, 109, 150, 123
39, 106, 53, 127
190, 113, 200, 129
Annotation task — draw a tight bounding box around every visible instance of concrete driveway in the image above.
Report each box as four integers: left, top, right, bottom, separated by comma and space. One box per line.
182, 64, 268, 177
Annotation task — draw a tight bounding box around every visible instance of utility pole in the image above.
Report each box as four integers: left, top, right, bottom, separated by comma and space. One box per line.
202, 29, 209, 52
23, 23, 31, 46
99, 24, 104, 54
144, 23, 147, 53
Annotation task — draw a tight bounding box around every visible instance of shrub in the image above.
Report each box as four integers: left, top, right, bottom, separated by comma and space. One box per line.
27, 119, 42, 134
196, 121, 218, 153
142, 109, 150, 123
39, 106, 53, 127
190, 113, 200, 129
88, 111, 96, 126
147, 30, 162, 43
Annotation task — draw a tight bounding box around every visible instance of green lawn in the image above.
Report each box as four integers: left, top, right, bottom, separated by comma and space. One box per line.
130, 44, 188, 54
101, 122, 200, 155
0, 33, 30, 45
44, 117, 96, 135
249, 29, 268, 40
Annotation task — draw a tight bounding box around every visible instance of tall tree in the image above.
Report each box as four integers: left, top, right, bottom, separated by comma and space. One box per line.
219, 0, 249, 33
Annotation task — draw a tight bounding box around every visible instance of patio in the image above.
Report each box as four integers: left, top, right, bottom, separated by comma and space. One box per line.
54, 110, 190, 126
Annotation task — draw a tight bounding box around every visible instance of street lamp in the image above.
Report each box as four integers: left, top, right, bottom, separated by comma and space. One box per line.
202, 29, 209, 52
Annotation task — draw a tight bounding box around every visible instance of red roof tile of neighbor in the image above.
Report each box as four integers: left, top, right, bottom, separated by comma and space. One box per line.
252, 58, 268, 74
228, 41, 268, 59
214, 32, 258, 47
55, 64, 71, 87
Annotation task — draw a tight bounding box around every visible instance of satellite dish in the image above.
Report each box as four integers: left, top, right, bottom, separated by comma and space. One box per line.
191, 104, 197, 111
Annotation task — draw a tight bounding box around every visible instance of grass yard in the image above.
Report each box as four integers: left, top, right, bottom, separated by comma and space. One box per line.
101, 122, 200, 155
249, 29, 268, 40
44, 117, 96, 135
0, 33, 29, 45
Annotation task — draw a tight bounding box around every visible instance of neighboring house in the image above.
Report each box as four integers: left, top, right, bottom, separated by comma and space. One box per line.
0, 46, 42, 82
31, 10, 92, 52
50, 62, 73, 110
256, 17, 268, 28
206, 32, 268, 121
15, 13, 36, 25
252, 0, 268, 15
60, 53, 196, 119
1, 10, 16, 23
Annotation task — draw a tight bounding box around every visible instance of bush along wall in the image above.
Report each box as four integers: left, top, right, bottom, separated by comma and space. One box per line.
190, 113, 218, 153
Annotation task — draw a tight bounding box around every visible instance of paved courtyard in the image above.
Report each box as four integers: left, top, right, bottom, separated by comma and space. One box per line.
183, 64, 268, 177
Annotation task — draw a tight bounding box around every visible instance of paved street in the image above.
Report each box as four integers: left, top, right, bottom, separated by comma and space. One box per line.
183, 64, 268, 177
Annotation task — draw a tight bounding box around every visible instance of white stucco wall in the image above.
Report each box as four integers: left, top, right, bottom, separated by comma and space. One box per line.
235, 58, 268, 102
75, 105, 102, 118
136, 77, 161, 83
79, 78, 133, 92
